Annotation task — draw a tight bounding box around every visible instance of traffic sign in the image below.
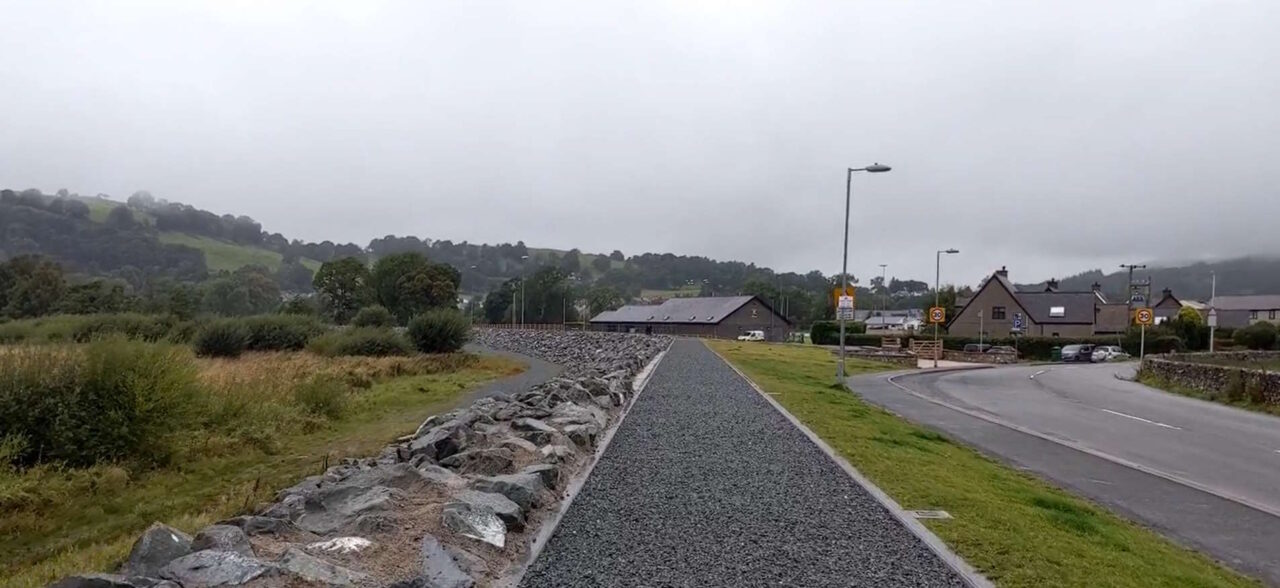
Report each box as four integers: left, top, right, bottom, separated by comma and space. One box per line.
1134, 307, 1154, 326
1208, 309, 1218, 328
836, 307, 855, 320
832, 287, 856, 308
838, 295, 854, 309
1012, 312, 1024, 329
928, 306, 946, 324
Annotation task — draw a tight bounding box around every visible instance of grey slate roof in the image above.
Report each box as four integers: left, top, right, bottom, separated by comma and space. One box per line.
590, 296, 783, 325
1014, 291, 1098, 324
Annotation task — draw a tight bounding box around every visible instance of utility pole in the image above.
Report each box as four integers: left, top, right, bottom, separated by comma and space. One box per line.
1120, 263, 1147, 310
1209, 271, 1217, 352
878, 263, 888, 318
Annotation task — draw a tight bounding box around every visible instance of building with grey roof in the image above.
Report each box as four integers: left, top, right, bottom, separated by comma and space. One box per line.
589, 295, 791, 341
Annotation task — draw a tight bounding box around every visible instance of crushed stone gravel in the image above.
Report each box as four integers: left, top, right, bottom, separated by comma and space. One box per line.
520, 339, 967, 588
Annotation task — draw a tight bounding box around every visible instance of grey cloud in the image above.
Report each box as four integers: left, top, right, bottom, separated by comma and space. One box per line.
1, 0, 1276, 287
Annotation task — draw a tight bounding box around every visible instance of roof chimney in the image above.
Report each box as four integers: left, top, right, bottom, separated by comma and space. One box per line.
1091, 282, 1101, 292
1045, 278, 1059, 292
1162, 287, 1173, 297
995, 266, 1009, 278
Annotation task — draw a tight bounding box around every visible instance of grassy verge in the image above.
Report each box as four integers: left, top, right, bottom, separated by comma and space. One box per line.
2, 350, 522, 588
157, 232, 321, 273
707, 341, 1254, 588
1137, 371, 1280, 417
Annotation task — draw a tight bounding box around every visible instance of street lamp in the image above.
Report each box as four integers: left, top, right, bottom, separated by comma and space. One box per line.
1209, 271, 1217, 352
837, 163, 892, 383
520, 254, 529, 327
934, 248, 959, 368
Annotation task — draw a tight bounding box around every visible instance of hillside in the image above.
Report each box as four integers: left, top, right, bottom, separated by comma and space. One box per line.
1015, 257, 1280, 302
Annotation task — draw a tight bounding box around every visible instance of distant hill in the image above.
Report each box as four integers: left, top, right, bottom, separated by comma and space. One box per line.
1016, 257, 1280, 302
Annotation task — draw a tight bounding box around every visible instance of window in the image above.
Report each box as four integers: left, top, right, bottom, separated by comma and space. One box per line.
992, 306, 1006, 320
1049, 306, 1065, 317
1052, 332, 1060, 337
1250, 310, 1258, 320
1271, 310, 1277, 320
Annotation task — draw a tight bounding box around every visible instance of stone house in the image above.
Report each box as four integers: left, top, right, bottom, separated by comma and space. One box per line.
948, 267, 1129, 338
589, 295, 792, 341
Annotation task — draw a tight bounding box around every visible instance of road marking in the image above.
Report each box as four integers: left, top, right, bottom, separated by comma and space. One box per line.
1029, 369, 1047, 380
1100, 408, 1182, 430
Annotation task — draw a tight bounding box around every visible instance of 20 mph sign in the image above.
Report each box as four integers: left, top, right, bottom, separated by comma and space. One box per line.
1134, 307, 1154, 325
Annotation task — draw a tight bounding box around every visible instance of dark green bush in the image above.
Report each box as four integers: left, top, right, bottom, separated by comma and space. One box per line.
1233, 322, 1278, 350
193, 320, 250, 358
407, 309, 470, 353
0, 338, 200, 468
809, 321, 867, 344
351, 305, 395, 328
69, 313, 175, 343
1149, 335, 1187, 354
242, 314, 325, 351
307, 327, 414, 357
280, 297, 319, 316
292, 376, 349, 420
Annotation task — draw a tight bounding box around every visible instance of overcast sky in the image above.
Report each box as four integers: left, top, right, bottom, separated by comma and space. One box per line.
2, 1, 1278, 287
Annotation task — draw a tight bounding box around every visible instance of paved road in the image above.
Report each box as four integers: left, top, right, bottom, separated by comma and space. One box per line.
462, 343, 562, 403
522, 340, 969, 587
848, 363, 1280, 584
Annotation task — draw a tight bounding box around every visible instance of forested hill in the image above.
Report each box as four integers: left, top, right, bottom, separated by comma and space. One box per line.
0, 188, 865, 306
1015, 257, 1280, 302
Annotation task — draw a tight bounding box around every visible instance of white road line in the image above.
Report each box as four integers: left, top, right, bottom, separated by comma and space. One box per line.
1101, 408, 1182, 430
1029, 369, 1047, 379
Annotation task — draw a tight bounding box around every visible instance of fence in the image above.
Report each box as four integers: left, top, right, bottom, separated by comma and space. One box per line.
478, 323, 585, 332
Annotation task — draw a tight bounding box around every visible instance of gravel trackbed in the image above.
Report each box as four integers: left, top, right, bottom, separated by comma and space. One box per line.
519, 339, 967, 587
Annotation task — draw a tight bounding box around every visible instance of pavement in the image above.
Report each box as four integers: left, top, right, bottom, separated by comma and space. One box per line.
462, 343, 563, 402
521, 340, 969, 587
847, 363, 1280, 584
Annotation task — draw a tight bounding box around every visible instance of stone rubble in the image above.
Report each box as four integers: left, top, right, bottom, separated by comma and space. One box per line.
52, 330, 666, 588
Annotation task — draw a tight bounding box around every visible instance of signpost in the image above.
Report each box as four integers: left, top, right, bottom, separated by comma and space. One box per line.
1012, 312, 1023, 333
1135, 307, 1154, 359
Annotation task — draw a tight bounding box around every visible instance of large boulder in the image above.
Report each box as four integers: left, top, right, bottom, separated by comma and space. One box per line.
562, 423, 600, 448
438, 448, 514, 476
297, 486, 403, 535
191, 525, 253, 557
520, 463, 562, 490
122, 523, 193, 578
410, 423, 464, 461
419, 533, 475, 588
214, 515, 294, 536
470, 473, 545, 511
450, 490, 524, 531
549, 403, 607, 429
49, 574, 178, 588
415, 463, 465, 487
159, 550, 275, 587
539, 444, 574, 462
499, 436, 538, 455
441, 502, 506, 548
337, 463, 430, 491
277, 546, 368, 586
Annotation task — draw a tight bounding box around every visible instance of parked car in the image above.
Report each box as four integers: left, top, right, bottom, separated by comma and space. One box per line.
986, 345, 1017, 356
1060, 344, 1095, 363
1091, 345, 1130, 362
736, 330, 765, 342
963, 343, 992, 353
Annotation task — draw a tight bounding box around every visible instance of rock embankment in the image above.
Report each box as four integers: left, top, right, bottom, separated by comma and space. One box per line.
51, 330, 668, 588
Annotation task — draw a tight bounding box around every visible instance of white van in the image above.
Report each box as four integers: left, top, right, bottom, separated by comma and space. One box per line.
736, 330, 765, 342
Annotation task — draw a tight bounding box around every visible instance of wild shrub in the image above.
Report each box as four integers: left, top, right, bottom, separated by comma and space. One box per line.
308, 327, 413, 357
242, 314, 325, 351
69, 313, 175, 343
193, 320, 250, 358
351, 305, 394, 328
406, 309, 470, 353
0, 339, 200, 468
292, 377, 349, 420
1233, 322, 1278, 350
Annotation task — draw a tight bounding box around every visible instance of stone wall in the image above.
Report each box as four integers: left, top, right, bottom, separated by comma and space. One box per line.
941, 350, 1018, 365
1141, 351, 1280, 405
841, 348, 919, 369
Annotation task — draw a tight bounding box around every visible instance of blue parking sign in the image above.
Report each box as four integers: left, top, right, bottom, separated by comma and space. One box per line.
1012, 313, 1023, 329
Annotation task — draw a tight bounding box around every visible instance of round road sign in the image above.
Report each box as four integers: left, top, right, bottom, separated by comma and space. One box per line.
1135, 307, 1154, 326
928, 307, 946, 323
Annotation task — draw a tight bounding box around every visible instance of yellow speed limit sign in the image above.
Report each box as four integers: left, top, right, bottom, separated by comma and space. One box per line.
1134, 307, 1154, 325
928, 306, 946, 324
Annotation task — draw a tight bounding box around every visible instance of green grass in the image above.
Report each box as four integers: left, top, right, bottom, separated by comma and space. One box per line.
707, 341, 1255, 588
157, 232, 320, 273
80, 198, 153, 225
2, 351, 522, 588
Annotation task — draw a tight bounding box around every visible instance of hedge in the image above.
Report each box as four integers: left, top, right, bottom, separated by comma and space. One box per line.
809, 321, 866, 345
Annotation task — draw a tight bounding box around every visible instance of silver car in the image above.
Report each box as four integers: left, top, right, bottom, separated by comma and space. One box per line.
1091, 345, 1129, 362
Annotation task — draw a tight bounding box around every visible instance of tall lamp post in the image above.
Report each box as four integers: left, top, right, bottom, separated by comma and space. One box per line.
934, 248, 959, 368
878, 263, 888, 319
837, 163, 892, 383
